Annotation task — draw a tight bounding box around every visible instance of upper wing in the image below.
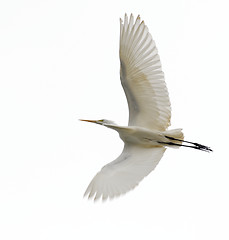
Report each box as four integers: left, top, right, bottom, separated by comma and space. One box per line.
120, 14, 171, 131
84, 144, 166, 201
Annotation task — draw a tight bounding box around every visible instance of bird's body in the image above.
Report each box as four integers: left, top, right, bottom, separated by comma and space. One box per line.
118, 126, 165, 147
93, 121, 183, 148
80, 14, 212, 201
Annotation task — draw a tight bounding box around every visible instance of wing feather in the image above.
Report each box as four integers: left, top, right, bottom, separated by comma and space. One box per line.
84, 145, 166, 201
120, 14, 171, 131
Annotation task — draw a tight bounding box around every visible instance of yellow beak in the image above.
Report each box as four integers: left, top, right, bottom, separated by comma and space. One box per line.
79, 119, 98, 123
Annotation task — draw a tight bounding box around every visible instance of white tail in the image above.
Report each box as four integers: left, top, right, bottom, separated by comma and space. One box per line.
165, 128, 184, 140
163, 128, 184, 148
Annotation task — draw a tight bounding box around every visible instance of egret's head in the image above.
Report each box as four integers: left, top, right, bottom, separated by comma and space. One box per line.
79, 119, 116, 126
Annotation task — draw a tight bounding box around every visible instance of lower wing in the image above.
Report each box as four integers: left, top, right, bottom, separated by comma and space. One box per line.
84, 144, 166, 201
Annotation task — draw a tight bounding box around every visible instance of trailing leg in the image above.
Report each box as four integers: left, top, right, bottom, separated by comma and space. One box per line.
163, 136, 212, 152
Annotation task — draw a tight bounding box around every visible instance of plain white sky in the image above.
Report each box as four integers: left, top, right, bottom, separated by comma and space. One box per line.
0, 0, 229, 239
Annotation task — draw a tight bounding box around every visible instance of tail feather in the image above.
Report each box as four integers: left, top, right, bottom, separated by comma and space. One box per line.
165, 128, 184, 140
164, 128, 184, 148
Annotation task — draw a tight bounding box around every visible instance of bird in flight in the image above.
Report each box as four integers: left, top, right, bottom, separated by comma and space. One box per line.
80, 13, 212, 201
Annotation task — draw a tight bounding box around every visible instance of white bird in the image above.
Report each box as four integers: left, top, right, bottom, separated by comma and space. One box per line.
80, 14, 212, 201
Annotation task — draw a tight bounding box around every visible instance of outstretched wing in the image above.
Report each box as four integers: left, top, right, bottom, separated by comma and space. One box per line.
84, 145, 166, 201
120, 14, 171, 131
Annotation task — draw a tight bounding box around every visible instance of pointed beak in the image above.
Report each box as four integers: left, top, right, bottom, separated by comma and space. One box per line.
79, 119, 98, 124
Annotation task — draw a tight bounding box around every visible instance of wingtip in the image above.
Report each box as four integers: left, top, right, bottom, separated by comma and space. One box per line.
93, 196, 100, 202
83, 190, 88, 199
121, 13, 142, 25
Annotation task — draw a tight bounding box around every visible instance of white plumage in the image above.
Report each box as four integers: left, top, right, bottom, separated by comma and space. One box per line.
119, 14, 171, 131
80, 14, 212, 201
84, 144, 166, 201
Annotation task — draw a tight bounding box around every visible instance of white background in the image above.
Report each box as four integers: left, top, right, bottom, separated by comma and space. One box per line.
0, 0, 228, 239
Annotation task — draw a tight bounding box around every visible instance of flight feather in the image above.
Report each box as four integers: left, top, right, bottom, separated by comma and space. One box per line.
120, 13, 171, 131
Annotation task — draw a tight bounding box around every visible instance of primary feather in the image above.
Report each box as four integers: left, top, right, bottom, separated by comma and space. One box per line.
84, 144, 166, 201
120, 13, 171, 131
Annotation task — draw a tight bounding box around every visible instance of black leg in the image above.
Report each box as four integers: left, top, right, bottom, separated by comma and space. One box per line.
162, 136, 213, 152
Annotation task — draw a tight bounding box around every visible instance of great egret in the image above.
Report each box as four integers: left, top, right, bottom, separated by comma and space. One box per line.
80, 14, 212, 201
